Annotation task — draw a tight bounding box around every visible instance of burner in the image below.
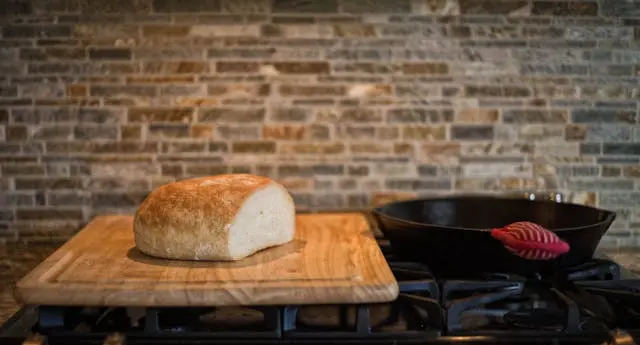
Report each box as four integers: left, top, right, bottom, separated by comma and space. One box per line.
503, 308, 565, 331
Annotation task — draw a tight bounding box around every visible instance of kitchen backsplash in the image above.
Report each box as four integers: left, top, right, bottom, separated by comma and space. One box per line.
0, 0, 639, 247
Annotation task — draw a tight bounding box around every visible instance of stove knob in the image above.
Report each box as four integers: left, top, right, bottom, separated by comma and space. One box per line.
21, 334, 45, 345
103, 333, 126, 345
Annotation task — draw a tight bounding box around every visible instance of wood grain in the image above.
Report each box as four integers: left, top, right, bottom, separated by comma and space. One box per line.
14, 212, 399, 307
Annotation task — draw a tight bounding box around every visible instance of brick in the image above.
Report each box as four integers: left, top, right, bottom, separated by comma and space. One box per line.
279, 85, 345, 97
451, 125, 494, 140
571, 109, 636, 123
19, 47, 85, 60
141, 25, 191, 37
208, 84, 270, 97
185, 164, 228, 176
402, 126, 447, 140
190, 124, 214, 139
232, 141, 276, 153
402, 62, 449, 75
1, 192, 34, 206
28, 62, 138, 75
127, 76, 195, 84
281, 143, 345, 155
1, 164, 45, 175
161, 163, 184, 176
154, 0, 221, 12
5, 125, 28, 141
160, 85, 204, 97
455, 109, 499, 123
2, 25, 71, 38
88, 48, 132, 60
503, 109, 568, 123
215, 125, 259, 139
142, 61, 210, 74
216, 61, 260, 73
387, 109, 454, 123
129, 108, 194, 122
385, 179, 452, 190
47, 191, 90, 206
602, 166, 621, 177
20, 83, 65, 98
121, 125, 142, 140
273, 0, 337, 12
66, 84, 87, 97
532, 1, 598, 16
269, 107, 310, 122
74, 125, 118, 140
263, 125, 306, 140
162, 142, 207, 153
15, 178, 83, 190
148, 124, 190, 138
603, 144, 640, 156
92, 192, 149, 209
16, 208, 84, 220
198, 108, 265, 122
350, 142, 392, 154
272, 62, 330, 74
90, 85, 156, 97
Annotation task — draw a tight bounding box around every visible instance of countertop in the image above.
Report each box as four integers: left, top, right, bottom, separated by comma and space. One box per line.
1, 241, 639, 327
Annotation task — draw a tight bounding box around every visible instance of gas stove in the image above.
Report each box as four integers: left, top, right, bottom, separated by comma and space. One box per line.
1, 222, 639, 345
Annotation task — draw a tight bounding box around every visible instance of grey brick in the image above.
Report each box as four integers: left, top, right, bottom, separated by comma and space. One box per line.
0, 86, 18, 97
2, 25, 71, 38
599, 193, 640, 207
556, 165, 600, 177
47, 191, 90, 206
207, 48, 275, 59
565, 26, 634, 40
74, 126, 119, 140
88, 48, 132, 60
603, 144, 640, 156
134, 48, 205, 60
159, 85, 204, 97
216, 126, 260, 139
19, 84, 65, 98
597, 157, 640, 164
270, 107, 311, 122
0, 192, 34, 206
385, 179, 452, 190
520, 64, 589, 75
565, 179, 633, 190
586, 126, 632, 141
600, 0, 640, 17
387, 109, 454, 123
92, 192, 149, 209
148, 124, 190, 138
341, 0, 411, 13
278, 165, 312, 177
451, 125, 494, 140
273, 0, 337, 12
594, 101, 638, 109
154, 0, 221, 12
503, 109, 568, 123
581, 143, 602, 155
312, 164, 344, 175
571, 109, 636, 123
312, 194, 344, 209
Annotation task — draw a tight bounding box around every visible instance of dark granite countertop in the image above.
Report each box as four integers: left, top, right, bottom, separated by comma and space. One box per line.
1, 242, 639, 326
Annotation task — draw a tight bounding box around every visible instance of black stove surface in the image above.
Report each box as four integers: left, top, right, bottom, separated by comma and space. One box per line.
1, 235, 639, 344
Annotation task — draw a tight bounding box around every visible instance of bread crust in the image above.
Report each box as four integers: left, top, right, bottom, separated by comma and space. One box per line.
133, 174, 290, 261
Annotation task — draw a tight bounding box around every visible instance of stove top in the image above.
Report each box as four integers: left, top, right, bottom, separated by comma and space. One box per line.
1, 219, 639, 345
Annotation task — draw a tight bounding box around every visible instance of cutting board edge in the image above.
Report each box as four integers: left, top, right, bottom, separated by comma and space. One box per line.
14, 211, 400, 307
14, 281, 400, 307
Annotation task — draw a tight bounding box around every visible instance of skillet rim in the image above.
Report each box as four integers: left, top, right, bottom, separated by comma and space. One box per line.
372, 194, 617, 233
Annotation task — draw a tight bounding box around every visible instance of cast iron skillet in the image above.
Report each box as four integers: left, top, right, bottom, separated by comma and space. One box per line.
372, 195, 616, 278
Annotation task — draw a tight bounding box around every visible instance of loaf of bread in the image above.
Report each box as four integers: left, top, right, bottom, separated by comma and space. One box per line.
133, 174, 296, 261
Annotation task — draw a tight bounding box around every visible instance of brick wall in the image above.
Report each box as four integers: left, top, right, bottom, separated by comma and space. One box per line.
0, 0, 639, 247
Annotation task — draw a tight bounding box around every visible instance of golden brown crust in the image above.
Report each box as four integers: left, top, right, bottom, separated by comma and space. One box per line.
133, 174, 279, 261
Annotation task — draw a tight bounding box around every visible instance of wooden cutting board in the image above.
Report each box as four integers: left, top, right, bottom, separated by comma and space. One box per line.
14, 212, 399, 307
